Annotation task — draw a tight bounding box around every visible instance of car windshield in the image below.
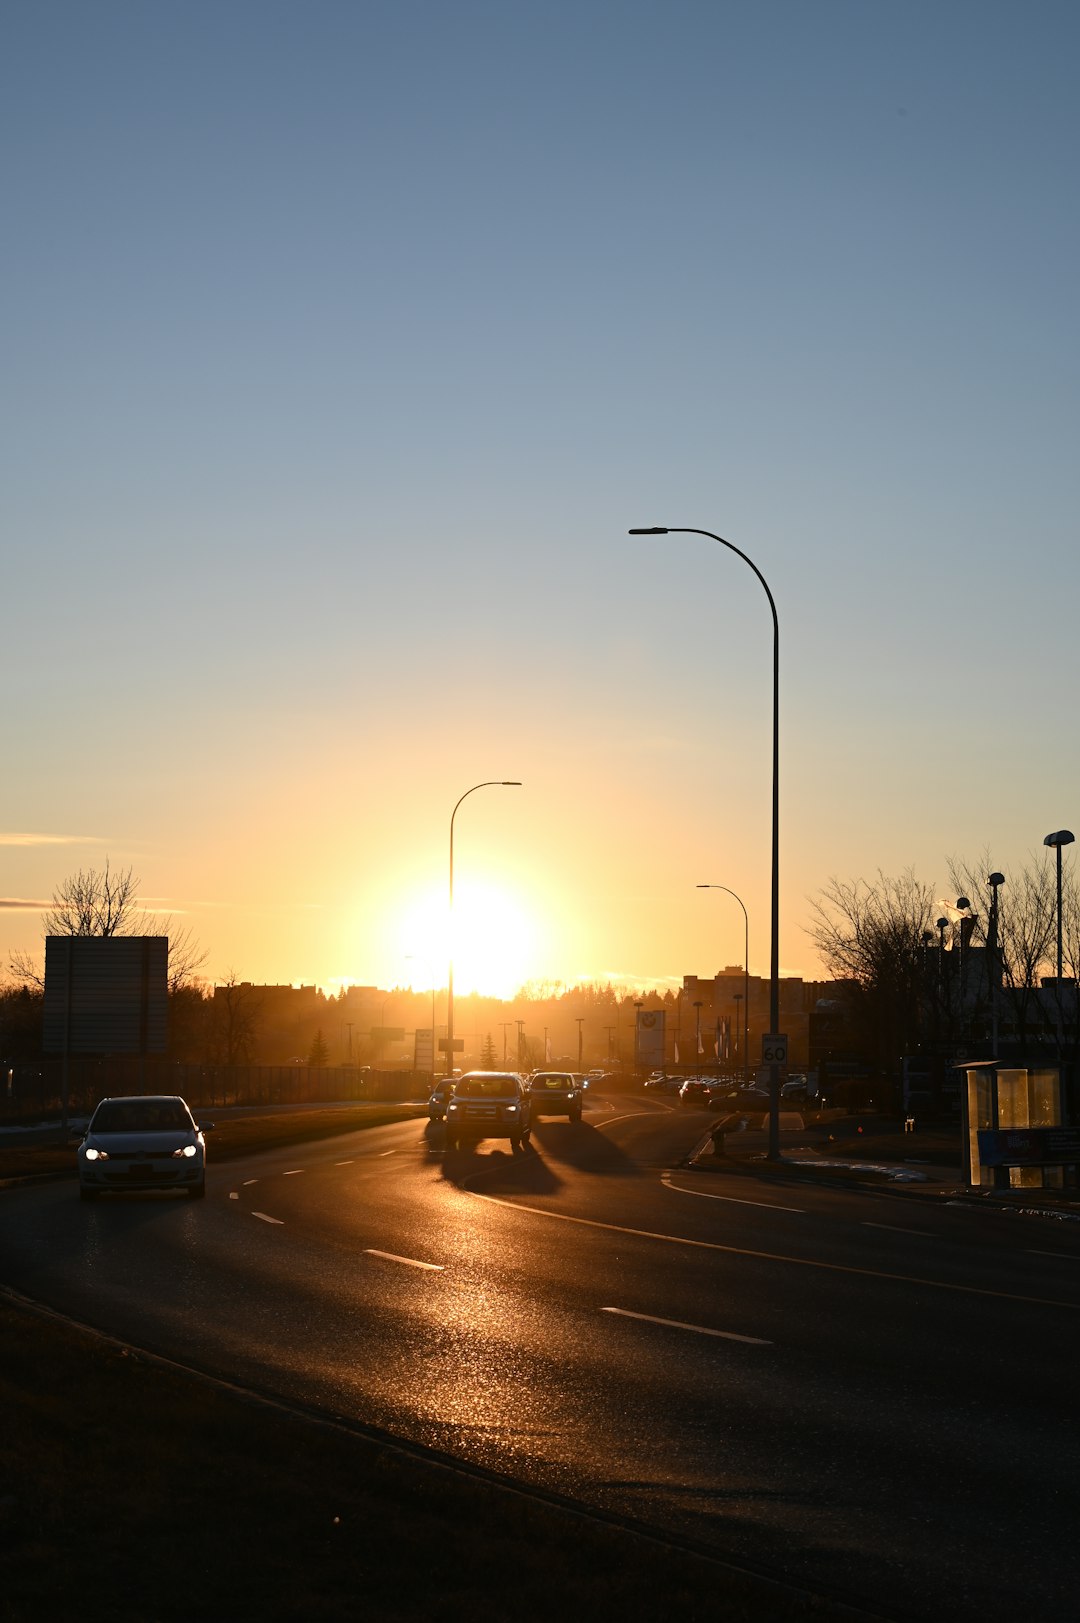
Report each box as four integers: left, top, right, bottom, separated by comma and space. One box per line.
534, 1076, 571, 1088
91, 1100, 192, 1133
455, 1077, 518, 1098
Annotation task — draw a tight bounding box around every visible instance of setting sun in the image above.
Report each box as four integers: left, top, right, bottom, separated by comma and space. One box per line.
391, 881, 537, 1001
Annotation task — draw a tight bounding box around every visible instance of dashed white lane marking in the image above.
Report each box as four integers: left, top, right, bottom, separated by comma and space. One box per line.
284, 1169, 303, 1176
252, 1212, 284, 1225
243, 1179, 258, 1186
335, 1160, 354, 1166
229, 1192, 239, 1201
601, 1306, 771, 1345
363, 1249, 443, 1271
661, 1172, 803, 1213
1028, 1249, 1080, 1260
379, 1150, 397, 1157
863, 1222, 932, 1237
597, 1110, 657, 1129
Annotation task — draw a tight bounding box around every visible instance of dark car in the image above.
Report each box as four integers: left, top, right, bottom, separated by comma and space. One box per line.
678, 1078, 713, 1109
444, 1071, 532, 1151
428, 1080, 455, 1121
527, 1071, 583, 1121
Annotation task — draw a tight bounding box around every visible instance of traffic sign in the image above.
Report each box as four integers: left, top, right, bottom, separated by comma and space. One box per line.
762, 1033, 788, 1067
438, 1038, 465, 1053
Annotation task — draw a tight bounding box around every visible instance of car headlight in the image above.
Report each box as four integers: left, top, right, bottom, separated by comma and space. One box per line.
84, 1146, 107, 1161
505, 1104, 518, 1113
172, 1144, 198, 1159
447, 1103, 460, 1114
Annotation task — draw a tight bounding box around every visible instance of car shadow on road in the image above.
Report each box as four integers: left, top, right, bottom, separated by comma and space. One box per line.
527, 1119, 645, 1176
438, 1140, 564, 1194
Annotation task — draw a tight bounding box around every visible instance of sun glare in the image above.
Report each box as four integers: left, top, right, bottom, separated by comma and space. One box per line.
392, 882, 535, 1000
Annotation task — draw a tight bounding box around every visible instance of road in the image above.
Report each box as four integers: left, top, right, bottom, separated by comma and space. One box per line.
3, 1092, 1079, 1621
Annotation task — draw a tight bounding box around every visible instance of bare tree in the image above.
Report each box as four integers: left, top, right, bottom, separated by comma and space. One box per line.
7, 858, 207, 994
209, 973, 262, 1066
806, 869, 940, 1073
947, 853, 1059, 1050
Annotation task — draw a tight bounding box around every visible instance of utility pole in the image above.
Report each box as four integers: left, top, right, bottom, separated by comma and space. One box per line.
576, 1017, 584, 1069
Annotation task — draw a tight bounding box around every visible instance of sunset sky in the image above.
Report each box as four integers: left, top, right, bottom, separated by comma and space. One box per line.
3, 1, 1078, 1001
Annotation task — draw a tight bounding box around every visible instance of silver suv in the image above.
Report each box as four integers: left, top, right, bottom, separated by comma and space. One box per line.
444, 1071, 532, 1152
527, 1071, 583, 1121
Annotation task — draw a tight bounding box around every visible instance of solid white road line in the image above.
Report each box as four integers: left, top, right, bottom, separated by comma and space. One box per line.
661, 1172, 803, 1213
466, 1189, 1079, 1309
363, 1249, 443, 1271
863, 1221, 932, 1237
252, 1212, 284, 1225
284, 1169, 304, 1176
601, 1306, 771, 1344
335, 1160, 354, 1166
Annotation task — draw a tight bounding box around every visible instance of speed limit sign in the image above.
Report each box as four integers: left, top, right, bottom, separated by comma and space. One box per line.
762, 1034, 788, 1067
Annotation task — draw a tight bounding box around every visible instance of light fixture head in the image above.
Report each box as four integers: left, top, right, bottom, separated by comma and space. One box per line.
956, 897, 971, 911
628, 527, 668, 535
988, 871, 1005, 887
1044, 830, 1075, 848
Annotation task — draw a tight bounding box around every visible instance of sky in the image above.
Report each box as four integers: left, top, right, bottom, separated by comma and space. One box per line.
3, 0, 1078, 1001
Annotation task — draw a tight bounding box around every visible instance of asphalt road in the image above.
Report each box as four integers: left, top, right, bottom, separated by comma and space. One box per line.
3, 1093, 1079, 1621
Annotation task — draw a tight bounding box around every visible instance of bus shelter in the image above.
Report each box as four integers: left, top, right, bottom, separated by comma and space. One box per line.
962, 1060, 1079, 1190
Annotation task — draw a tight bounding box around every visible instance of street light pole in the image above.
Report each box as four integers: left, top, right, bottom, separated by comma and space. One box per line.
1043, 831, 1074, 982
447, 780, 522, 1077
697, 884, 750, 1087
987, 872, 1004, 1056
1043, 831, 1074, 1049
633, 526, 781, 1157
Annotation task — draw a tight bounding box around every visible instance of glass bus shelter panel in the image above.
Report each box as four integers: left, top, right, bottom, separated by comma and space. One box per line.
966, 1069, 996, 1188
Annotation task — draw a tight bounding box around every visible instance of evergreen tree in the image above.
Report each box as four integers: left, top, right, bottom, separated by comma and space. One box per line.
307, 1028, 330, 1067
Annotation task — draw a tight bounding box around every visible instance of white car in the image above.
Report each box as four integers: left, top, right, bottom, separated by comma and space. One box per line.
76, 1094, 212, 1201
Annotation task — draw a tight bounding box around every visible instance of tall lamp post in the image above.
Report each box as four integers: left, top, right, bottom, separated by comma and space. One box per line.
1043, 831, 1074, 983
697, 884, 750, 1087
987, 872, 1004, 1056
447, 781, 522, 1077
633, 525, 781, 1157
1043, 830, 1074, 1050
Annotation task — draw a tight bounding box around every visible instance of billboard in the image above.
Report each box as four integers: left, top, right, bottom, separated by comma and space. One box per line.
414, 1027, 435, 1073
43, 936, 168, 1055
634, 1007, 666, 1071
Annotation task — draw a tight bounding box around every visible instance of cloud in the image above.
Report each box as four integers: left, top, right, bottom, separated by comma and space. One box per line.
0, 832, 101, 846
0, 898, 50, 910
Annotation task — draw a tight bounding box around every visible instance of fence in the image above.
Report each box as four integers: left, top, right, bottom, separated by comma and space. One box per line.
0, 1057, 426, 1124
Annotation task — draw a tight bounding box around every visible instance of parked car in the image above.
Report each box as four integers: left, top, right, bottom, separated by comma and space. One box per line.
678, 1078, 713, 1108
444, 1072, 532, 1151
75, 1095, 212, 1201
527, 1071, 583, 1120
644, 1074, 680, 1094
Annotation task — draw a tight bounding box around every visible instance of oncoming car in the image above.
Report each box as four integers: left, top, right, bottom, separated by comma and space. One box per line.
444, 1071, 532, 1152
427, 1080, 455, 1121
75, 1095, 212, 1201
527, 1071, 583, 1120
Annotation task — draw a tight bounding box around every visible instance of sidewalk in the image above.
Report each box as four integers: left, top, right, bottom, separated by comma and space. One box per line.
689, 1110, 1080, 1220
